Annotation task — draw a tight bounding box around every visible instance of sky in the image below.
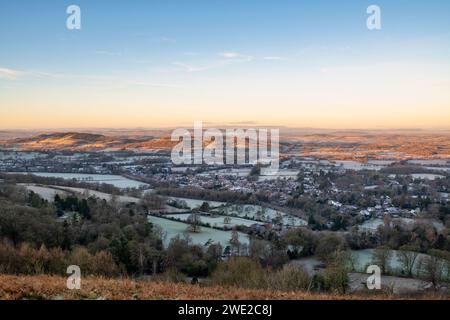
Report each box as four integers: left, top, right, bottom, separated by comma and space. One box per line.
0, 0, 450, 129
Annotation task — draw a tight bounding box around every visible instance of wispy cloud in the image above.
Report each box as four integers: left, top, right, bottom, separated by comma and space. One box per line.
94, 50, 122, 56
219, 51, 242, 58
21, 70, 115, 82
132, 59, 153, 64
219, 52, 254, 61
130, 81, 190, 88
0, 67, 24, 79
160, 37, 176, 43
0, 65, 189, 89
263, 56, 283, 61
182, 51, 199, 56
173, 51, 254, 73
0, 66, 109, 82
172, 62, 211, 72
133, 33, 177, 44
338, 46, 351, 52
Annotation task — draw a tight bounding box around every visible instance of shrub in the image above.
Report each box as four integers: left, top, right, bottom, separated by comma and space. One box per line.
155, 267, 187, 283
322, 263, 349, 294
267, 266, 312, 292
211, 257, 266, 290
316, 233, 347, 264
92, 251, 121, 277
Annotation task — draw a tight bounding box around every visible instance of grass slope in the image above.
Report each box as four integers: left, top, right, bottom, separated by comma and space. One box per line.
0, 274, 448, 300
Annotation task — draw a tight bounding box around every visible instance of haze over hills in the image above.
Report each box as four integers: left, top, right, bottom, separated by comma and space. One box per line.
0, 132, 176, 152
1, 129, 450, 161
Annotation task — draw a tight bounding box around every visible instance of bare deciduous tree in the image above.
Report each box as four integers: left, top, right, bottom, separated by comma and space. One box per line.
187, 213, 202, 233
372, 246, 392, 275
398, 245, 420, 277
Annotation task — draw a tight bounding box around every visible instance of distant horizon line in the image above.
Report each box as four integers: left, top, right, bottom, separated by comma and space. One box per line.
2, 125, 450, 132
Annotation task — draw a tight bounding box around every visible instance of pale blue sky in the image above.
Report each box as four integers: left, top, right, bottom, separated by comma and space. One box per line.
1, 0, 449, 128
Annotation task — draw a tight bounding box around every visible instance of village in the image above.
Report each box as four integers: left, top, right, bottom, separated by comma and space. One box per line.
1, 149, 449, 235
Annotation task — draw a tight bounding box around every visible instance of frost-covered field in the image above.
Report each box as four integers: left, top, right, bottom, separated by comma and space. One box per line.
351, 249, 447, 276
165, 213, 263, 228
166, 196, 226, 209
425, 166, 450, 172
52, 153, 88, 161
20, 184, 68, 202
148, 216, 249, 248
357, 218, 445, 233
333, 160, 386, 171
20, 184, 141, 203
0, 152, 47, 160
367, 160, 396, 165
352, 249, 391, 272
50, 186, 140, 203
358, 218, 384, 231
170, 167, 190, 173
395, 217, 445, 232
348, 273, 428, 294
11, 172, 147, 189
408, 159, 449, 166
258, 169, 299, 181
213, 204, 307, 227
212, 168, 252, 177
289, 251, 444, 293
410, 173, 445, 180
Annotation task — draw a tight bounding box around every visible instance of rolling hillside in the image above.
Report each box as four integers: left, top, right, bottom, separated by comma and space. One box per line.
1, 132, 175, 152
1, 274, 446, 300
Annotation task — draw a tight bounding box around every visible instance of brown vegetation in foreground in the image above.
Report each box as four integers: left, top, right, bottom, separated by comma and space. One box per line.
0, 274, 448, 300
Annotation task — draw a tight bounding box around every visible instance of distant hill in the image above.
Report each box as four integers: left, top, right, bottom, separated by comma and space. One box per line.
0, 132, 176, 152
1, 130, 450, 160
